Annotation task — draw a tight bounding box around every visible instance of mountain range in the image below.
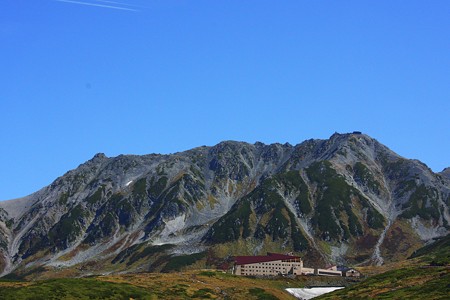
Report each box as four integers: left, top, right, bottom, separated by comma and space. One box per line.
0, 132, 449, 278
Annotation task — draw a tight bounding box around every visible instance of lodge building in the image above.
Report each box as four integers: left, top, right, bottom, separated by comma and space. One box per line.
233, 253, 309, 276
233, 252, 357, 277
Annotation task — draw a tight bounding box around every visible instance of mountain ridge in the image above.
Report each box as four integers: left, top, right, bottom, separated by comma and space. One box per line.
0, 132, 448, 278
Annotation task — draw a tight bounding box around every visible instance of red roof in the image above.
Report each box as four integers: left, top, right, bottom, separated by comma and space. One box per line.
234, 253, 300, 265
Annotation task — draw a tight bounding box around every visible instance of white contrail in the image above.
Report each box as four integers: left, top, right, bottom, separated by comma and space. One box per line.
93, 0, 139, 7
54, 0, 139, 12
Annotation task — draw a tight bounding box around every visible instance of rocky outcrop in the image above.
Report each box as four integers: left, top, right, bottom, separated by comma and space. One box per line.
0, 132, 448, 277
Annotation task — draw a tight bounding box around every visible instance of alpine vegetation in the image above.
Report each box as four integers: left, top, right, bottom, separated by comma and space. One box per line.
0, 132, 448, 278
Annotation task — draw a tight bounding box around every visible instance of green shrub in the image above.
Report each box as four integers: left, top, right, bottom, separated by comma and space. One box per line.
85, 187, 104, 204
206, 199, 252, 242
307, 161, 364, 241
353, 162, 380, 193
192, 288, 214, 298
400, 184, 440, 220
132, 178, 147, 198
248, 287, 278, 300
0, 278, 155, 300
148, 176, 168, 198
162, 252, 206, 272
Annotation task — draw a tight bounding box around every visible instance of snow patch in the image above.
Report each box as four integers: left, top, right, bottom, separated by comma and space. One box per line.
286, 287, 344, 299
125, 180, 133, 187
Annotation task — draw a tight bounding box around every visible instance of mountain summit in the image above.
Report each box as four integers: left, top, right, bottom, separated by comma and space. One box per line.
0, 132, 449, 277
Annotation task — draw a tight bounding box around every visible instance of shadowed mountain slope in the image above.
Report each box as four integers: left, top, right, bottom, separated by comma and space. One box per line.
0, 132, 448, 277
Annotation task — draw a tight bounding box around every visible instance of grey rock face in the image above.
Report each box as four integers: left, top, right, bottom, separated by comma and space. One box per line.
0, 132, 448, 276
439, 167, 450, 180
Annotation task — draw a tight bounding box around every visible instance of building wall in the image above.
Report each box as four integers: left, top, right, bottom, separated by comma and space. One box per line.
235, 264, 348, 277
317, 269, 342, 276
300, 267, 315, 275
234, 257, 358, 278
235, 259, 304, 276
344, 269, 361, 277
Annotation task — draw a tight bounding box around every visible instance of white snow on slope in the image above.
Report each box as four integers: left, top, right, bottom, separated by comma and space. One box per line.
286, 287, 344, 299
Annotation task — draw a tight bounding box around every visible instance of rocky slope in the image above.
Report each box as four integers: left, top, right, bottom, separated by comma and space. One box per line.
0, 132, 449, 277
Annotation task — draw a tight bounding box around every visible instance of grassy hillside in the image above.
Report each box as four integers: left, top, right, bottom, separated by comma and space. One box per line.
409, 234, 450, 266
2, 235, 448, 299
316, 266, 448, 299
0, 278, 154, 300
0, 270, 354, 300
317, 234, 450, 299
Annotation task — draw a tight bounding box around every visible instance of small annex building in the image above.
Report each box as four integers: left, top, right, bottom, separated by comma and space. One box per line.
316, 265, 342, 276
338, 267, 361, 277
233, 252, 305, 276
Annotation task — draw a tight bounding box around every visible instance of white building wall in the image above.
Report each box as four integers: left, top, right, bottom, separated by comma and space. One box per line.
235, 259, 304, 276
235, 262, 347, 277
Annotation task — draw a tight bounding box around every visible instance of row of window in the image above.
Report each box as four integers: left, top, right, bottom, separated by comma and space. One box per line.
241, 268, 291, 276
242, 262, 300, 268
242, 266, 289, 270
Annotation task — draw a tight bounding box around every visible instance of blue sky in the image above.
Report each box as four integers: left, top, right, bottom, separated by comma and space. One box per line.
1, 0, 449, 200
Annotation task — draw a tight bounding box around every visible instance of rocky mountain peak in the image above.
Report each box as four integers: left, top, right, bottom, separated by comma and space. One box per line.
440, 167, 450, 180
92, 152, 108, 160
0, 133, 448, 278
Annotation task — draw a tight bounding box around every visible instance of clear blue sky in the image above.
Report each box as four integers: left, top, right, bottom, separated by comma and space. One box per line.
1, 0, 449, 200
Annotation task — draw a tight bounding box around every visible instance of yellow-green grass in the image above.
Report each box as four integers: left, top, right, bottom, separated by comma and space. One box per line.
0, 269, 352, 300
